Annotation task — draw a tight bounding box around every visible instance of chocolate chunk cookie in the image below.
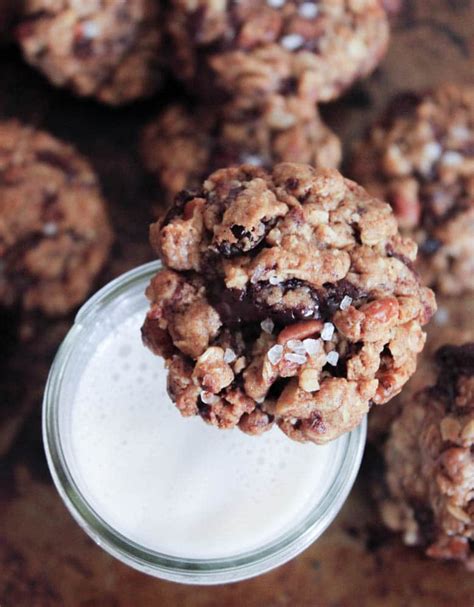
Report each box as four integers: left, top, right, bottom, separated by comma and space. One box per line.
352, 84, 474, 295
141, 98, 342, 211
0, 120, 113, 315
166, 0, 389, 104
142, 163, 435, 444
16, 0, 162, 105
378, 343, 474, 570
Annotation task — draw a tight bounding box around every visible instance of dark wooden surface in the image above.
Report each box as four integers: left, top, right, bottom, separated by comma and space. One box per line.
1, 2, 474, 605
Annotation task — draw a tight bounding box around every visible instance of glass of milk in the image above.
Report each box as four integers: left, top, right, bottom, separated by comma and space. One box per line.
43, 261, 366, 585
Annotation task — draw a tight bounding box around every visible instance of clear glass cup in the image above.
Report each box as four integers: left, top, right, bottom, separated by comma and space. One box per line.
43, 261, 367, 585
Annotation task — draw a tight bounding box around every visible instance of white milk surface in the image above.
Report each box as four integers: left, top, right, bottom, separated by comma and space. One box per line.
65, 310, 344, 559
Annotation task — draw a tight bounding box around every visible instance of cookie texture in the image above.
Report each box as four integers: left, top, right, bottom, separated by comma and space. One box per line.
378, 343, 474, 570
16, 0, 162, 105
0, 120, 113, 315
142, 163, 435, 444
141, 99, 342, 210
166, 0, 389, 104
352, 84, 474, 295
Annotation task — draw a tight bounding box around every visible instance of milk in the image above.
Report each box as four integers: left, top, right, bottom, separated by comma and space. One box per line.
60, 305, 346, 560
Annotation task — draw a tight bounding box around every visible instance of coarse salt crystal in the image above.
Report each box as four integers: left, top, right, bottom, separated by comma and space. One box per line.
441, 151, 463, 167
450, 125, 470, 141
340, 295, 352, 310
298, 2, 319, 18
281, 33, 304, 51
434, 307, 449, 326
43, 222, 58, 236
284, 352, 307, 365
287, 339, 305, 354
422, 141, 442, 163
200, 391, 219, 405
267, 344, 284, 365
321, 322, 335, 341
250, 266, 263, 284
326, 351, 339, 366
241, 153, 264, 166
303, 338, 321, 356
82, 20, 100, 38
261, 318, 275, 334
223, 348, 237, 363
269, 275, 281, 285
267, 0, 285, 6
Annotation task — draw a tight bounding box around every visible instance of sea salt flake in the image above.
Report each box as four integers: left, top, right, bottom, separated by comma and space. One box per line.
250, 266, 264, 284
441, 151, 463, 167
43, 222, 58, 236
284, 352, 307, 365
303, 338, 321, 356
281, 33, 304, 51
340, 295, 352, 310
422, 141, 442, 163
450, 125, 470, 141
298, 2, 319, 18
241, 153, 263, 166
287, 339, 305, 354
82, 20, 100, 38
321, 322, 335, 341
267, 0, 285, 6
200, 391, 219, 405
224, 348, 237, 363
434, 307, 449, 326
261, 318, 275, 334
267, 344, 284, 365
326, 351, 339, 366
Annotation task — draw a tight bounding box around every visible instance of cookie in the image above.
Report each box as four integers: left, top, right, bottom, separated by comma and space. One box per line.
377, 343, 474, 570
0, 120, 113, 316
352, 84, 474, 295
16, 0, 162, 105
141, 98, 342, 210
368, 320, 474, 446
166, 0, 389, 104
142, 163, 435, 444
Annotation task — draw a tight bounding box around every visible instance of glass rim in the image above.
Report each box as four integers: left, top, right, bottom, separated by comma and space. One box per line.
42, 261, 367, 585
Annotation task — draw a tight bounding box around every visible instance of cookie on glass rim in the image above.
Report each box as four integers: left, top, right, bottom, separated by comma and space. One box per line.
142, 163, 435, 444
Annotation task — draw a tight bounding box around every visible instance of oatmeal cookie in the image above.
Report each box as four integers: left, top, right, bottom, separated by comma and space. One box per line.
368, 321, 474, 446
141, 98, 341, 210
166, 0, 389, 104
0, 120, 113, 315
16, 0, 162, 105
352, 84, 474, 295
378, 343, 474, 570
142, 163, 435, 444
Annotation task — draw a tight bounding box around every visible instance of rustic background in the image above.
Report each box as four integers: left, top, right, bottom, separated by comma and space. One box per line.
1, 1, 474, 605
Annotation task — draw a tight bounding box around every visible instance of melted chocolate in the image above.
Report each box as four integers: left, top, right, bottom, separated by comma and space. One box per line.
209, 277, 367, 328
209, 278, 320, 327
